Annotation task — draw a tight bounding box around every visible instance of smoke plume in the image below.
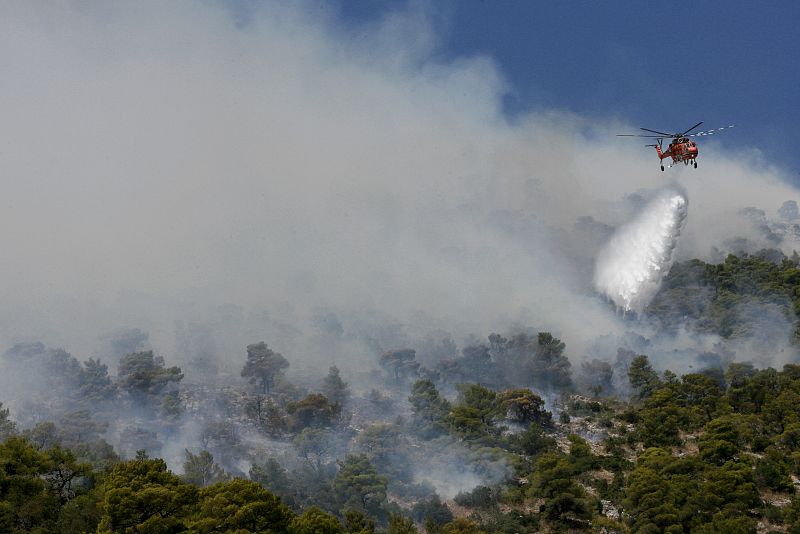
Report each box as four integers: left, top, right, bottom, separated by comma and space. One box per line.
0, 1, 798, 373
594, 189, 688, 312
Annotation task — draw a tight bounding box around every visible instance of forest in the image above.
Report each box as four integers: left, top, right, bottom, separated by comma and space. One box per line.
3, 251, 800, 533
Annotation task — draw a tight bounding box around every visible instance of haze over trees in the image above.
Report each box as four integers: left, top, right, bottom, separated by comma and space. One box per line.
3, 251, 800, 532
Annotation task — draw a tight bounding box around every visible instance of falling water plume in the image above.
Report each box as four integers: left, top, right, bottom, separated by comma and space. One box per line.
594, 189, 688, 313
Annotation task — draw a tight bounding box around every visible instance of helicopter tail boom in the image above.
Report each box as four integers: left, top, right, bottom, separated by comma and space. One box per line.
645, 139, 667, 160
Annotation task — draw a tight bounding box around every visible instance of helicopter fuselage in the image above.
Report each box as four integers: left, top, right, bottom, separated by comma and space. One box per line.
656, 137, 698, 164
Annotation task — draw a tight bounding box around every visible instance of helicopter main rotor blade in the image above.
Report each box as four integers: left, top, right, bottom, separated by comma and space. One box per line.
688, 125, 735, 137
640, 127, 675, 136
680, 121, 704, 136
617, 134, 668, 138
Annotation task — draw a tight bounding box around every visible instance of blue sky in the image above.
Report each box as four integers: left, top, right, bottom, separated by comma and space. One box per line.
327, 1, 799, 177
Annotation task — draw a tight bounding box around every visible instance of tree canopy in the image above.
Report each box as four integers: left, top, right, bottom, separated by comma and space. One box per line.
241, 342, 290, 394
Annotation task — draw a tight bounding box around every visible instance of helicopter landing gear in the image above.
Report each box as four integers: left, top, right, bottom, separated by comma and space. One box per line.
694, 161, 698, 168
660, 165, 664, 171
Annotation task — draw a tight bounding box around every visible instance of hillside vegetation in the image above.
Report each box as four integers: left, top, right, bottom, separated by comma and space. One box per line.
3, 252, 800, 533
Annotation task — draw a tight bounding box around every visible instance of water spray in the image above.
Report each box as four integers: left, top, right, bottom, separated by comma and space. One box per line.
594, 189, 688, 313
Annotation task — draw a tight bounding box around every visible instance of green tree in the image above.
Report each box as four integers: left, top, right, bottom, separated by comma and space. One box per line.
785, 493, 800, 533
322, 365, 350, 406
754, 446, 793, 491
454, 486, 498, 509
628, 355, 661, 400
294, 428, 334, 473
199, 420, 243, 468
98, 458, 198, 533
699, 416, 745, 465
160, 389, 183, 420
387, 513, 417, 534
0, 401, 16, 440
411, 496, 453, 529
779, 421, 800, 450
567, 434, 598, 473
456, 344, 500, 387
56, 492, 103, 534
580, 358, 614, 397
674, 373, 726, 423
79, 357, 117, 402
42, 349, 84, 401
692, 515, 756, 534
637, 389, 689, 447
42, 446, 91, 505
182, 450, 228, 487
379, 350, 420, 383
245, 394, 271, 428
508, 422, 557, 457
746, 367, 781, 414
188, 478, 295, 533
354, 423, 411, 483
241, 342, 290, 394
447, 384, 504, 443
532, 332, 572, 391
56, 410, 108, 449
763, 387, 800, 434
23, 421, 61, 450
623, 448, 691, 533
250, 458, 295, 505
117, 351, 183, 400
246, 395, 288, 436
497, 388, 551, 426
725, 362, 762, 413
441, 518, 485, 534
0, 437, 61, 533
529, 451, 595, 528
333, 455, 388, 517
501, 333, 572, 391
408, 379, 451, 438
287, 393, 341, 432
288, 507, 342, 534
688, 459, 759, 530
344, 509, 376, 534
0, 436, 99, 533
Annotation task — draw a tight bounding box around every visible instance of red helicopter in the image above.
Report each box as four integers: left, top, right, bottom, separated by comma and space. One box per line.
617, 122, 735, 171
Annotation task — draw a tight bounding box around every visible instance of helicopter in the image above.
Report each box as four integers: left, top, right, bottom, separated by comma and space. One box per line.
617, 122, 735, 171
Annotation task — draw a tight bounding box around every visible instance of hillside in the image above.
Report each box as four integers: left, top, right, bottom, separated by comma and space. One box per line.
2, 253, 800, 533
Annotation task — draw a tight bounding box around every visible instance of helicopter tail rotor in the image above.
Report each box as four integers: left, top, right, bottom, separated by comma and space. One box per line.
644, 138, 664, 148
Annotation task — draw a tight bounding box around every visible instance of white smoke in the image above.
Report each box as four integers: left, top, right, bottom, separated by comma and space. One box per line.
594, 189, 688, 312
0, 2, 798, 361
